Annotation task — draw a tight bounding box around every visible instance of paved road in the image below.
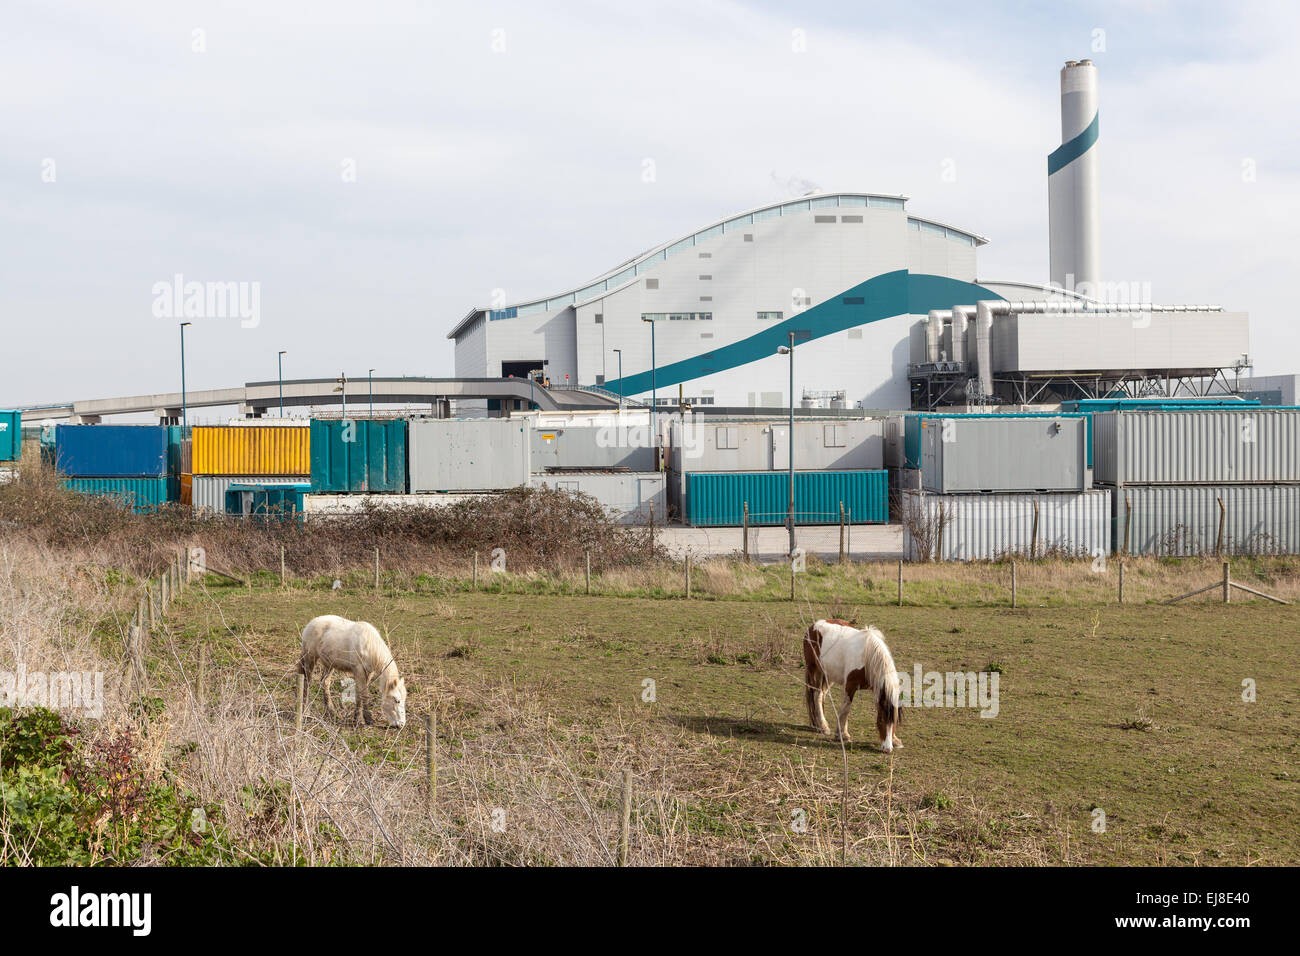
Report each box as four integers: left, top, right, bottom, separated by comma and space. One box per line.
653, 523, 902, 563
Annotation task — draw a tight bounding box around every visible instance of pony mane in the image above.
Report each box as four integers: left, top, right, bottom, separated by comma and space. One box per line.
861, 626, 900, 705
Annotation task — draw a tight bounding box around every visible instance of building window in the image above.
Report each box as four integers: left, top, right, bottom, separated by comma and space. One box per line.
840, 215, 863, 223
641, 312, 666, 321
594, 314, 603, 324
814, 215, 836, 223
716, 426, 739, 450
699, 274, 712, 280
743, 233, 753, 242
701, 332, 713, 339
824, 424, 846, 447
757, 311, 783, 321
698, 252, 712, 258
664, 312, 712, 321
699, 296, 712, 302
596, 374, 605, 385
644, 278, 659, 289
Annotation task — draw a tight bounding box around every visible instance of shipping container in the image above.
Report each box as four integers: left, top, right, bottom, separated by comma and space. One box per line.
1093, 409, 1300, 485
0, 411, 21, 462
529, 472, 666, 525
192, 425, 310, 476
408, 419, 530, 492
303, 492, 501, 515
1061, 397, 1259, 413
883, 414, 911, 468
310, 419, 407, 493
531, 424, 655, 472
61, 477, 171, 512
685, 470, 888, 527
902, 489, 1111, 561
669, 419, 884, 473
921, 415, 1089, 492
166, 425, 190, 475
904, 412, 1092, 470
191, 475, 311, 514
225, 483, 306, 520
180, 473, 193, 506
1113, 483, 1300, 556
55, 425, 169, 477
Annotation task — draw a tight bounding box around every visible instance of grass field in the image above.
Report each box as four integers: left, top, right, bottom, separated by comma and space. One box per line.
160, 561, 1300, 866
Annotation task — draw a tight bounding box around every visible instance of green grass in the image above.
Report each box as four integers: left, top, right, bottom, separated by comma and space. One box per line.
167, 568, 1300, 866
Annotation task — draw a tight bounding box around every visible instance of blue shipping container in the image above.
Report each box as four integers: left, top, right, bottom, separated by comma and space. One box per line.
0, 410, 20, 462
55, 425, 169, 477
61, 477, 170, 512
685, 470, 888, 527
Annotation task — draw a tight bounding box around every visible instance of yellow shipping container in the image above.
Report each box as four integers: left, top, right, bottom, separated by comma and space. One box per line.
180, 473, 193, 506
192, 426, 310, 476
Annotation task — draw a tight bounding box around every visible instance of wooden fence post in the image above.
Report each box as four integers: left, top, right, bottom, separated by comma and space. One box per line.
936, 503, 945, 563
1223, 561, 1230, 604
742, 502, 749, 562
618, 769, 632, 867
1216, 497, 1226, 557
1031, 500, 1040, 560
1124, 497, 1132, 556
839, 501, 845, 565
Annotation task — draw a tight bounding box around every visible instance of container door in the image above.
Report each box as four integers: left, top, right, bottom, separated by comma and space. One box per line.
771, 426, 789, 471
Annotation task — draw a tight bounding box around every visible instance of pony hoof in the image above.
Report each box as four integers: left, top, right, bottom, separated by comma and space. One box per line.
879, 741, 893, 754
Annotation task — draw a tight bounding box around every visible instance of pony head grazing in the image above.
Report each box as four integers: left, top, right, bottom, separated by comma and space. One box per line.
380, 674, 407, 728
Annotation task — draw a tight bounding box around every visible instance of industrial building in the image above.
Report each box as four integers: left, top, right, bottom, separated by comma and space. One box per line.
449, 60, 1252, 412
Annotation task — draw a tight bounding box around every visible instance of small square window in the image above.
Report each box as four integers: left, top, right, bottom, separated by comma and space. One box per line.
596, 374, 605, 385
698, 252, 712, 258
743, 234, 753, 242
645, 278, 659, 289
594, 314, 603, 324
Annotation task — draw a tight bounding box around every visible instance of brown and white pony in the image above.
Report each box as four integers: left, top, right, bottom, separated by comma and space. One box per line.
803, 618, 902, 752
299, 615, 407, 728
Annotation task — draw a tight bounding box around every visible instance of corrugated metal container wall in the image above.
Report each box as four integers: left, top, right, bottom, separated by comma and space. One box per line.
669, 419, 884, 473
685, 470, 888, 527
0, 411, 21, 462
309, 419, 407, 493
192, 425, 310, 476
408, 419, 530, 492
192, 475, 311, 514
166, 425, 189, 475
180, 473, 193, 506
1093, 410, 1300, 484
1116, 484, 1300, 556
531, 425, 655, 472
55, 425, 169, 477
61, 477, 171, 512
921, 416, 1090, 492
529, 472, 667, 525
902, 489, 1112, 561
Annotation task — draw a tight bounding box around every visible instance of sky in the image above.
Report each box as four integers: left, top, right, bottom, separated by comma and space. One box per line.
2, 0, 1297, 410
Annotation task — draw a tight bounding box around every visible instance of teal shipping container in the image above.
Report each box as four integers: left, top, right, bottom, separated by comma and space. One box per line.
166, 425, 190, 475
61, 477, 170, 512
310, 419, 407, 493
685, 470, 887, 527
0, 411, 20, 462
225, 483, 306, 521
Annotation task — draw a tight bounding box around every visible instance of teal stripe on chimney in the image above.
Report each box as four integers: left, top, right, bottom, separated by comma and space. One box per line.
1047, 112, 1099, 176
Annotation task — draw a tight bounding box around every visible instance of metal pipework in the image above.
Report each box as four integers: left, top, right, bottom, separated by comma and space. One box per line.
926, 310, 949, 362
950, 305, 974, 364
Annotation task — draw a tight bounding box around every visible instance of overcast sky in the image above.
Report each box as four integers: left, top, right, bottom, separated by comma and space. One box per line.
3, 0, 1296, 409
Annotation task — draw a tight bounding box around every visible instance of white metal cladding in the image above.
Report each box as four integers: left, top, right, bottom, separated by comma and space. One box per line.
191, 475, 309, 514
1093, 410, 1300, 484
1115, 483, 1300, 556
530, 424, 655, 471
529, 472, 666, 525
408, 419, 530, 492
920, 417, 1089, 492
667, 419, 883, 472
902, 489, 1111, 561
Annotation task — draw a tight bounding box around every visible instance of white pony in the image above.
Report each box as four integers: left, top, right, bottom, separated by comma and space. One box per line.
803, 618, 902, 752
299, 615, 407, 728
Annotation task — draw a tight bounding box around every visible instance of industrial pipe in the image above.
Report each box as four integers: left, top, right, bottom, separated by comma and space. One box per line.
950, 305, 973, 364
926, 310, 948, 363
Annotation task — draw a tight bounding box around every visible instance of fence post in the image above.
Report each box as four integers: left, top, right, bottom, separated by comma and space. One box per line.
1124, 496, 1132, 556
742, 502, 749, 562
839, 501, 845, 565
936, 503, 945, 563
1216, 497, 1226, 557
1011, 560, 1017, 608
295, 674, 305, 732
426, 713, 436, 813
585, 551, 591, 596
897, 559, 903, 607
1118, 560, 1125, 604
789, 557, 795, 602
1031, 501, 1040, 561
618, 769, 632, 867
1223, 561, 1230, 604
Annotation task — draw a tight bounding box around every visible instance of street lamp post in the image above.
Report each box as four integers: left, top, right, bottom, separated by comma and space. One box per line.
641, 317, 657, 463
278, 351, 287, 416
778, 332, 796, 556
336, 373, 348, 419
179, 322, 192, 426
369, 369, 375, 418
612, 348, 623, 413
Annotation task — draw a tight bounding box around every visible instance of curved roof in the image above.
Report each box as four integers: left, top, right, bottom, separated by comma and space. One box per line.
448, 192, 989, 339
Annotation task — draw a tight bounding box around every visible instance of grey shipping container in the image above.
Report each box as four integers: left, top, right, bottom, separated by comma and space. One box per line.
529, 472, 666, 525
1114, 483, 1300, 556
408, 419, 530, 492
667, 418, 883, 473
192, 475, 310, 514
920, 416, 1089, 492
1093, 409, 1300, 485
902, 489, 1111, 561
531, 424, 655, 472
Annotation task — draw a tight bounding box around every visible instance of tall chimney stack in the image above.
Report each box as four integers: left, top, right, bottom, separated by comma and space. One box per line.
1048, 59, 1100, 295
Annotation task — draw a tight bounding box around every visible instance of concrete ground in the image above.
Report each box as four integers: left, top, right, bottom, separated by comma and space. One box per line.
653, 523, 903, 563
